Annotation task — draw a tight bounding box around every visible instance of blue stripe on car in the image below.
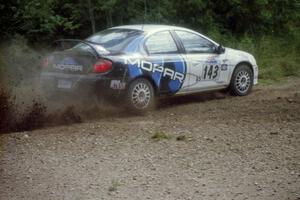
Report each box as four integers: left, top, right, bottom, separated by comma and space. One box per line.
151, 58, 164, 88
168, 58, 186, 93
128, 64, 142, 78
126, 57, 186, 94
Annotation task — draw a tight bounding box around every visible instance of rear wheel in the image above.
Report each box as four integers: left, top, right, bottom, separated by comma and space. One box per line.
229, 64, 253, 96
126, 78, 155, 113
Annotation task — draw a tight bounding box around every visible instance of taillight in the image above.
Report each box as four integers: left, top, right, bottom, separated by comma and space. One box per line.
93, 59, 112, 73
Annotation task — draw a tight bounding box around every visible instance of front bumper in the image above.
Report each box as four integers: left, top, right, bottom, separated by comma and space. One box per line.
253, 65, 258, 85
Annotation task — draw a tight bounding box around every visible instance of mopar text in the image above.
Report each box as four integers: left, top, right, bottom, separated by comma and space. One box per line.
53, 64, 83, 72
125, 58, 184, 83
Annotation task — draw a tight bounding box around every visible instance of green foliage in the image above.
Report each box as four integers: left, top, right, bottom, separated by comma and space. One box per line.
221, 33, 300, 81
151, 131, 171, 140
108, 179, 120, 192
1, 0, 299, 40
21, 0, 81, 39
0, 0, 299, 81
0, 0, 81, 40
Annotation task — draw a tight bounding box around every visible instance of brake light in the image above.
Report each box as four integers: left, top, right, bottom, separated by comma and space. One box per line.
93, 59, 112, 73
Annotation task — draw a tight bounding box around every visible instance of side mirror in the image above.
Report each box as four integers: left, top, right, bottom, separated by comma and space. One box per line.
216, 45, 225, 54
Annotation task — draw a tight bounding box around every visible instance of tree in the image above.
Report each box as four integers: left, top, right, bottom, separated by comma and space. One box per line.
0, 0, 299, 42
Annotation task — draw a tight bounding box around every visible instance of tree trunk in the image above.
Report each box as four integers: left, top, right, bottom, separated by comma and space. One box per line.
106, 10, 113, 28
88, 0, 96, 34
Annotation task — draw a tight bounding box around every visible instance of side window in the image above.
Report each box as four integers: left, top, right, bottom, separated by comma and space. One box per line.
175, 31, 216, 53
145, 31, 178, 54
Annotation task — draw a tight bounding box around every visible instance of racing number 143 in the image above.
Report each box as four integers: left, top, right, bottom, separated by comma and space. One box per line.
203, 65, 219, 80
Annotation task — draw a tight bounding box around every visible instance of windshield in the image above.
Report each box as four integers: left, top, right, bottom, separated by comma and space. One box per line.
83, 28, 143, 53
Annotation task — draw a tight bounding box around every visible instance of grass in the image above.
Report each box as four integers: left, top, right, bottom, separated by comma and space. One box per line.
108, 179, 120, 192
151, 131, 171, 140
257, 78, 276, 85
208, 30, 300, 83
240, 37, 299, 81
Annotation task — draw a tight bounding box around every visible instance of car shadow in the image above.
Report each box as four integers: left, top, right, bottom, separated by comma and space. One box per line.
157, 91, 229, 110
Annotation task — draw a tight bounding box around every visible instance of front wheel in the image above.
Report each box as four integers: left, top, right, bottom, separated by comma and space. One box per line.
126, 78, 155, 113
229, 64, 253, 96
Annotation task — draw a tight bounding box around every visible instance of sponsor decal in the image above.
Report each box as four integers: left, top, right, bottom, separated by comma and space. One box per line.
124, 58, 185, 83
110, 80, 126, 90
205, 56, 218, 64
53, 64, 83, 72
54, 57, 83, 72
221, 64, 228, 71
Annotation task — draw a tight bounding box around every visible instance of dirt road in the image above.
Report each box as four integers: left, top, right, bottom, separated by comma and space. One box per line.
1, 78, 299, 200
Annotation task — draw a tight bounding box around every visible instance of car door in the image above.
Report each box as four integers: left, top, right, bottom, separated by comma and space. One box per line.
142, 30, 190, 95
174, 30, 229, 92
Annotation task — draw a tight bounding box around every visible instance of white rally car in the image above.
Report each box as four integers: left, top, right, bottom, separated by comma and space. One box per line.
41, 25, 258, 112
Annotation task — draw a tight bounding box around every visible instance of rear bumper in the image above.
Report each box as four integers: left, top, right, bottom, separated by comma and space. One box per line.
39, 72, 120, 98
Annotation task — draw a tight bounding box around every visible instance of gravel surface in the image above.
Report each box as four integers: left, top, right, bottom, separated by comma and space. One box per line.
1, 78, 300, 200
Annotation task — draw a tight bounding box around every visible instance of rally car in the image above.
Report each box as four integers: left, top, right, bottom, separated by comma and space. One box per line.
41, 25, 258, 112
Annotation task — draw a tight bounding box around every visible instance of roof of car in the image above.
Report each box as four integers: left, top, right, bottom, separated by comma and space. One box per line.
108, 24, 218, 46
110, 24, 192, 33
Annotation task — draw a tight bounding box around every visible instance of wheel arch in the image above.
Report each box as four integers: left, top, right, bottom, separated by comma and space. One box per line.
234, 61, 254, 75
228, 61, 255, 89
127, 75, 159, 95
229, 61, 254, 96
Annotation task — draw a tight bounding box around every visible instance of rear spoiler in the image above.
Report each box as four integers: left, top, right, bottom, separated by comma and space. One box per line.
52, 39, 102, 58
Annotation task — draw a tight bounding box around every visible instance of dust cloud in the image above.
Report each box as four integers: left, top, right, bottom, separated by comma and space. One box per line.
0, 36, 122, 134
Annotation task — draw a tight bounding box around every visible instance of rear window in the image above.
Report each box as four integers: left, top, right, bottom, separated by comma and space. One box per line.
85, 29, 143, 53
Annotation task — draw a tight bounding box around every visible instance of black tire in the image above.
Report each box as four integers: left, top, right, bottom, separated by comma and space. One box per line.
229, 64, 253, 96
126, 78, 156, 113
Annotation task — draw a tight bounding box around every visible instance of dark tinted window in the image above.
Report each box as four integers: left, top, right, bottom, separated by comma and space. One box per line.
75, 29, 142, 53
175, 31, 216, 53
145, 31, 178, 54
